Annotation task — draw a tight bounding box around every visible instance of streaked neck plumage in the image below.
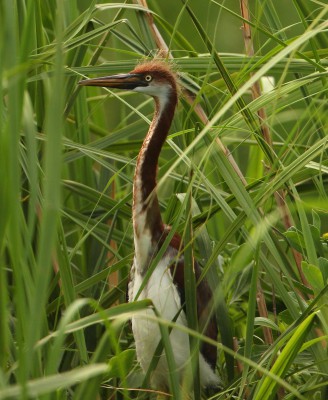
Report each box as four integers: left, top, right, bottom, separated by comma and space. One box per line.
133, 89, 177, 270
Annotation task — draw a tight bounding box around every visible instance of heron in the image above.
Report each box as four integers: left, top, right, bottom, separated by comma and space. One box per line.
79, 60, 219, 392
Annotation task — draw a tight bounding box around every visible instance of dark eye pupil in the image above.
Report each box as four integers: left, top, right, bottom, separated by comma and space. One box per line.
145, 75, 151, 81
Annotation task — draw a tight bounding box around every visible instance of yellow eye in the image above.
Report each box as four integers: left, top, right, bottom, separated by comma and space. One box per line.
145, 75, 152, 82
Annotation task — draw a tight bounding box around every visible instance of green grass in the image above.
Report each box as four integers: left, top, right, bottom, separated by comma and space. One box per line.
1, 0, 328, 399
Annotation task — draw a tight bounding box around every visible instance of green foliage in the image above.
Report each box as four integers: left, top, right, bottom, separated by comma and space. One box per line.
1, 0, 328, 399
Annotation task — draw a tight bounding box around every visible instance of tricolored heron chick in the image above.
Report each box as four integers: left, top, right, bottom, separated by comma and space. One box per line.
79, 61, 219, 391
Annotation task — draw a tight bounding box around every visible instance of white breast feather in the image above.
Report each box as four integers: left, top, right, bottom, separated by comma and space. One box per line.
129, 250, 219, 389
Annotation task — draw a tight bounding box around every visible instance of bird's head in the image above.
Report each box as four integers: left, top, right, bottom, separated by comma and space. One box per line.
79, 61, 178, 102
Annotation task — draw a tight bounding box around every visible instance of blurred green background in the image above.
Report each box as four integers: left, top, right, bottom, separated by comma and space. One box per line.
1, 1, 328, 399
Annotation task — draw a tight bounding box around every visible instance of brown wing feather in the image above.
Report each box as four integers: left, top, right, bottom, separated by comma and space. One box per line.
161, 226, 218, 370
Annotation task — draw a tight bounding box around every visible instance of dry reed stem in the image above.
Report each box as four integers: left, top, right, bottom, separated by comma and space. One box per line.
239, 1, 308, 286
256, 283, 274, 345
240, 0, 276, 351
134, 0, 247, 185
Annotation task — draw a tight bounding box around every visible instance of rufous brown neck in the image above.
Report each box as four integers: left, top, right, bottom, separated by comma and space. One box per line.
133, 91, 177, 245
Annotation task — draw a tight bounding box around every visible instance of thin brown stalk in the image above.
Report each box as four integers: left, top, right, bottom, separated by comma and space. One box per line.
136, 0, 170, 52
256, 283, 273, 345
239, 0, 307, 286
233, 337, 243, 374
107, 181, 119, 297
134, 0, 247, 185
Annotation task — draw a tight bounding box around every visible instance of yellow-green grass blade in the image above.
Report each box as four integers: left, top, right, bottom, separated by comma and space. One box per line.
253, 312, 316, 400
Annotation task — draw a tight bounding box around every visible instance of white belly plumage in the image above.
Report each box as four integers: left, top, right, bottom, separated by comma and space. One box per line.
129, 252, 219, 389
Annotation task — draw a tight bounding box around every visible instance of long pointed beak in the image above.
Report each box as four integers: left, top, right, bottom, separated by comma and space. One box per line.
78, 73, 146, 90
